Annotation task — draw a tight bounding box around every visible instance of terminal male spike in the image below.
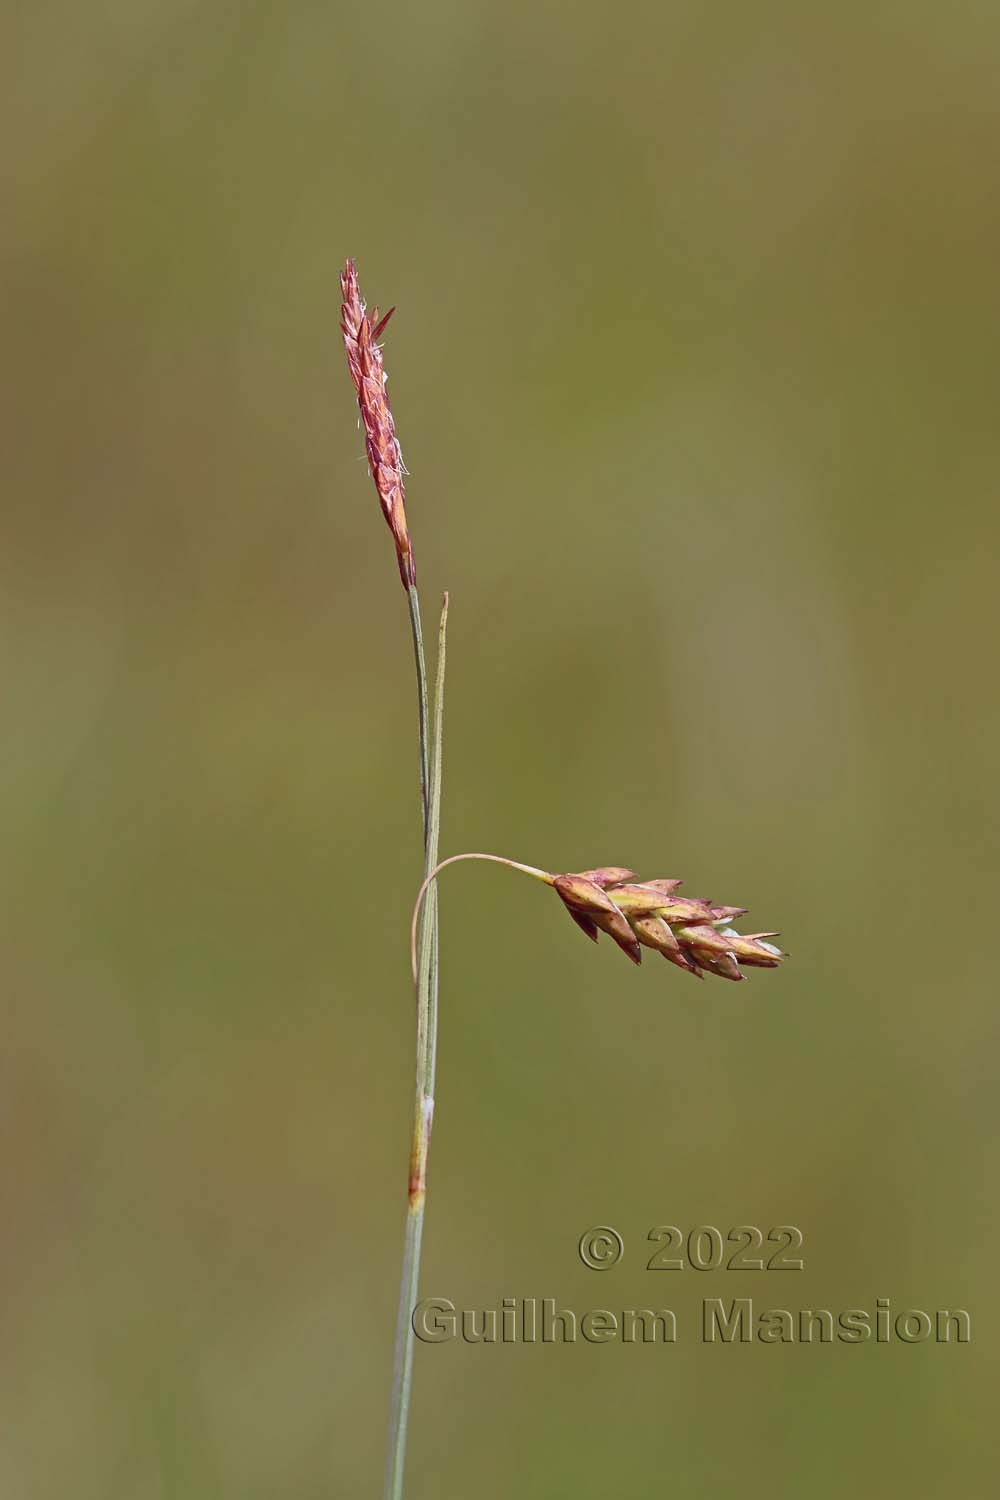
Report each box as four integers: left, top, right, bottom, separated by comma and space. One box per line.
340, 258, 415, 589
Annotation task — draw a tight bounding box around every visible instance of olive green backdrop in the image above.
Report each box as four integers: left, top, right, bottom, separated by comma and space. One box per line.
3, 3, 997, 1496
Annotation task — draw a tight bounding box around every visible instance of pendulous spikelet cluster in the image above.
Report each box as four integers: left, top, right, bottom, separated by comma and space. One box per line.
340, 259, 415, 589
552, 866, 785, 980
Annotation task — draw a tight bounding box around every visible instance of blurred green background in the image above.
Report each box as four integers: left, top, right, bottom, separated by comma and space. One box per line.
3, 2, 998, 1495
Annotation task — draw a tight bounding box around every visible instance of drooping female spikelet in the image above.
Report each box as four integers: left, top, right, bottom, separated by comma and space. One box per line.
340, 259, 415, 589
412, 853, 787, 987
550, 867, 786, 981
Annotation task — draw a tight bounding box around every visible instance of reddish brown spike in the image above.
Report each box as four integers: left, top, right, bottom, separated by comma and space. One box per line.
339, 261, 415, 589
545, 859, 785, 983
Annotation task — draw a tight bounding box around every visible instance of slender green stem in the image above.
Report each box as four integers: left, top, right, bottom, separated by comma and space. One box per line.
405, 581, 440, 1108
384, 591, 448, 1500
405, 585, 430, 840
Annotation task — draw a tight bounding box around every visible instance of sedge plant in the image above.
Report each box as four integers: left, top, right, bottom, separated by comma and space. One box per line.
338, 259, 786, 1500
